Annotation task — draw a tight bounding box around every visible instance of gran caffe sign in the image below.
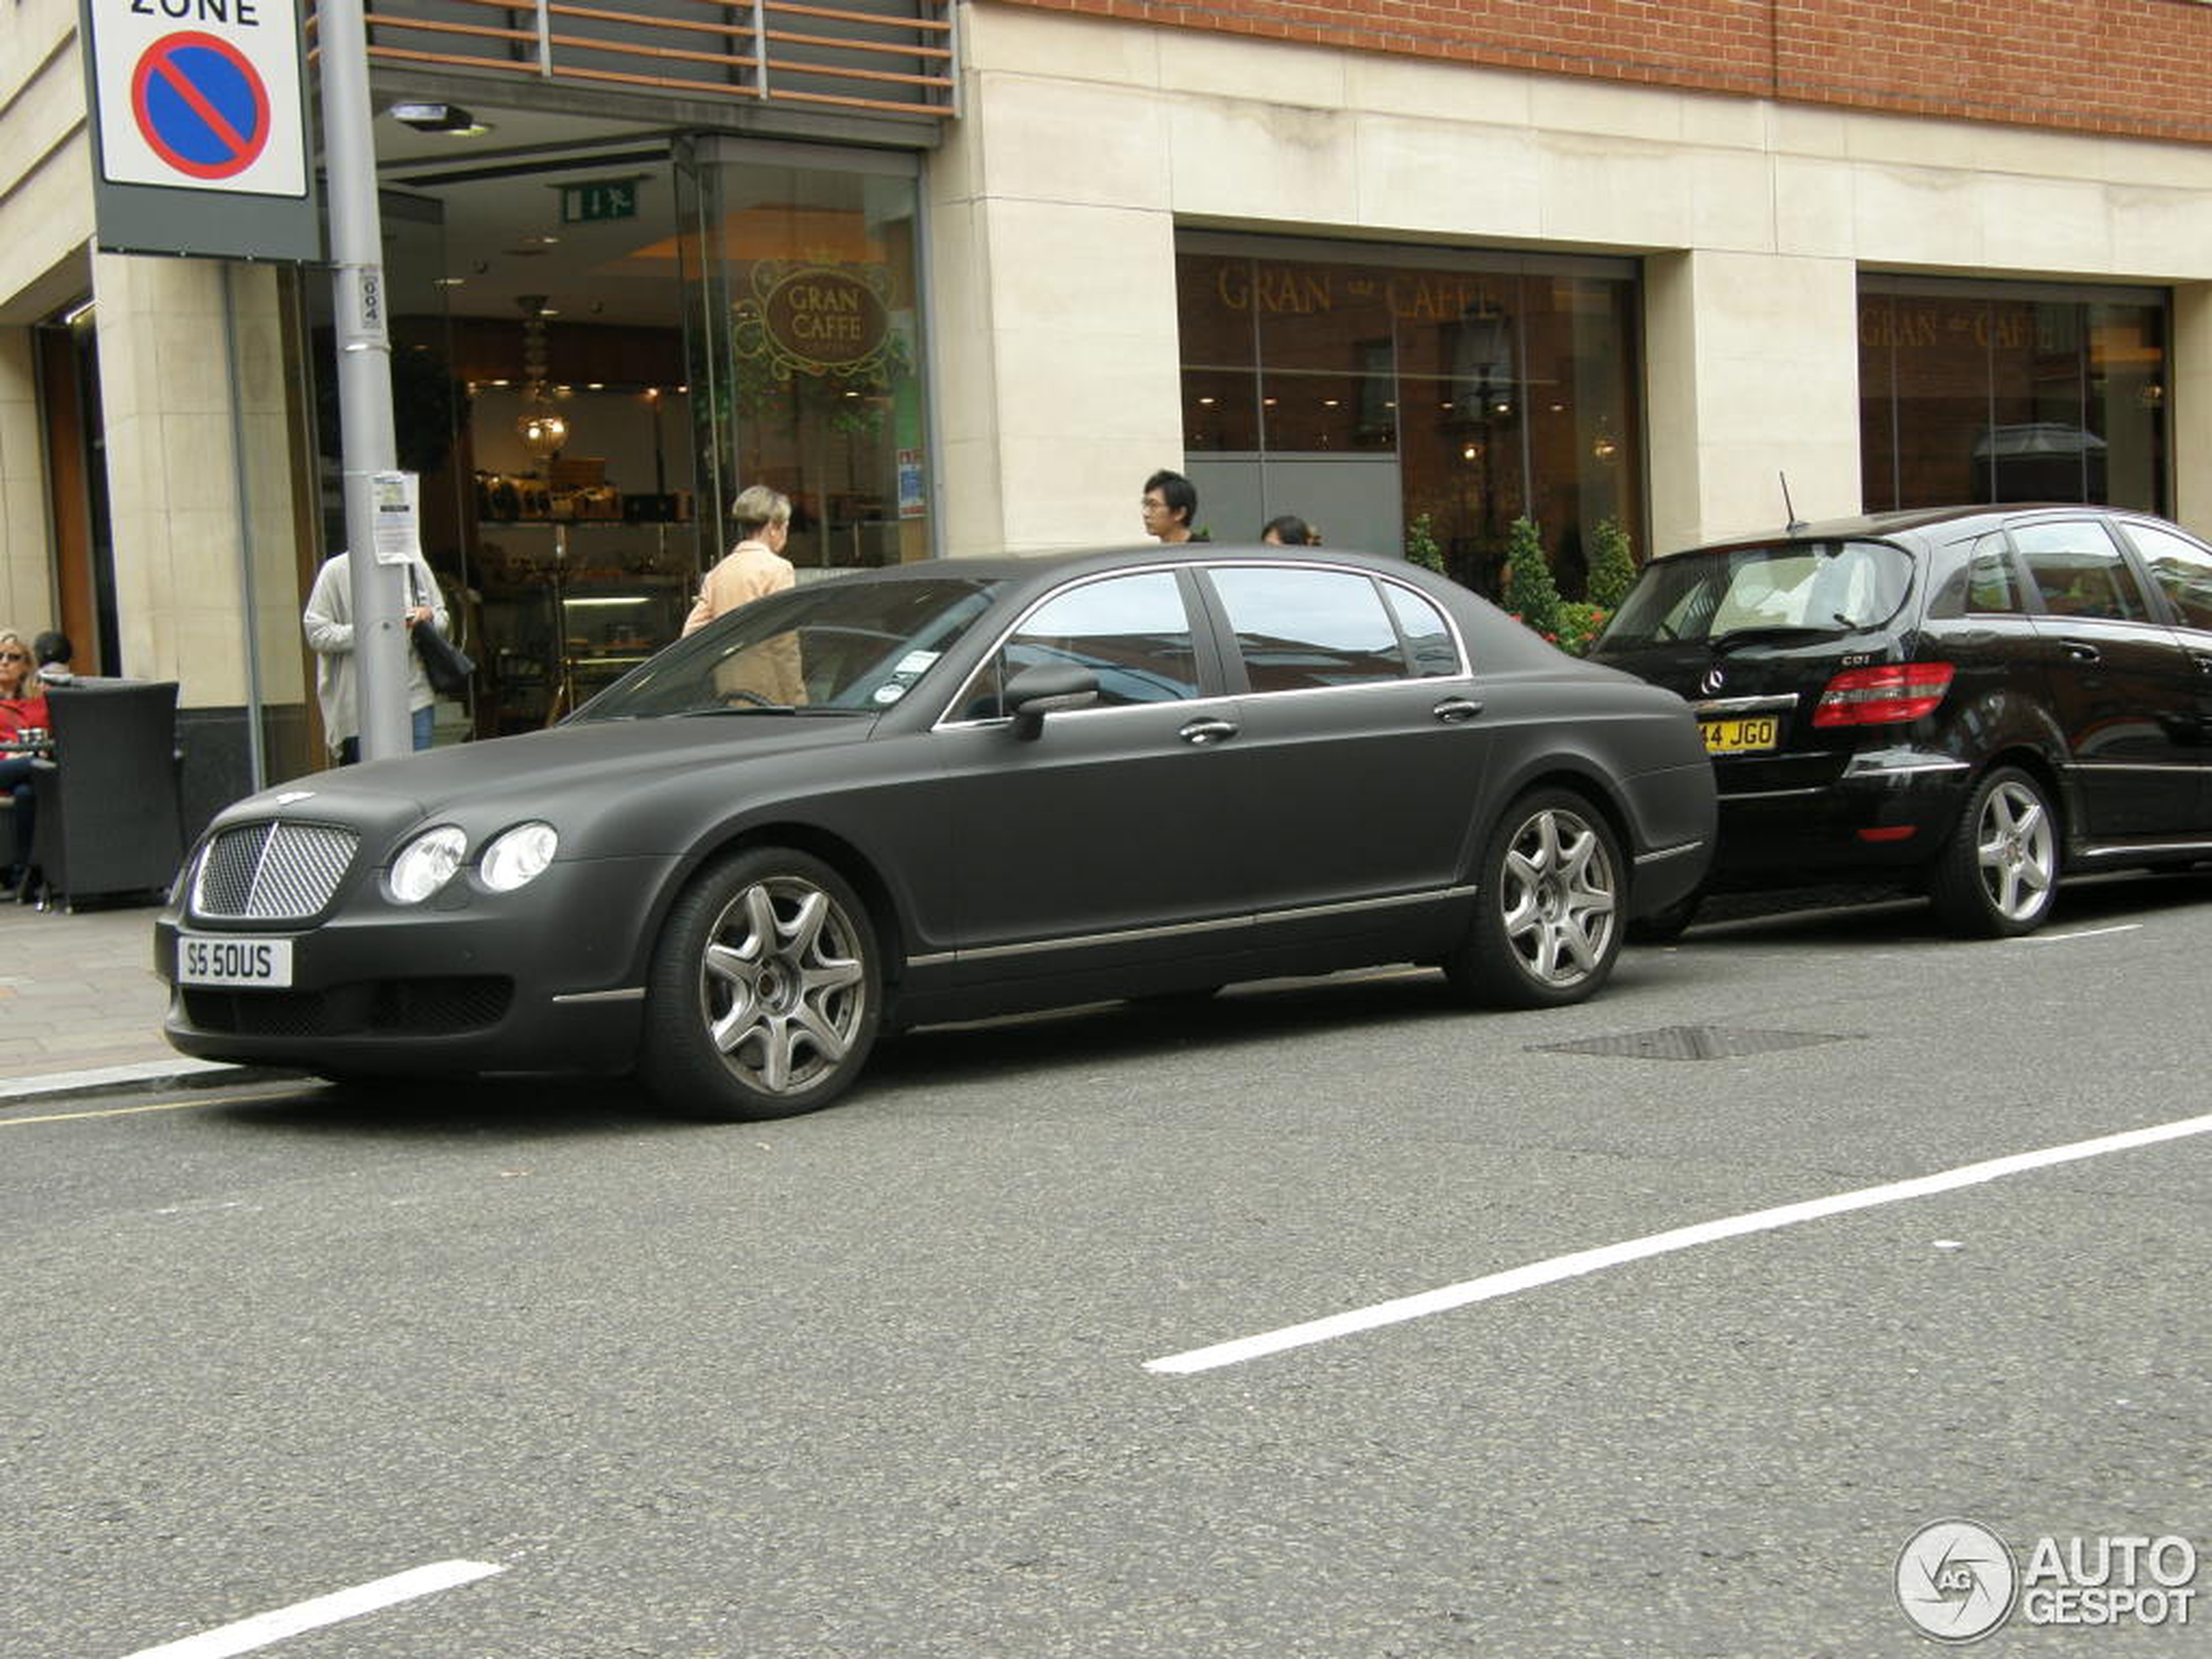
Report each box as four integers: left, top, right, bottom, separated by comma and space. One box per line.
1207, 262, 1506, 322
736, 261, 895, 379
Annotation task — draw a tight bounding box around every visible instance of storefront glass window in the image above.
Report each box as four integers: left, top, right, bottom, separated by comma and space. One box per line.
1176, 240, 1642, 601
679, 144, 932, 576
1858, 280, 2168, 515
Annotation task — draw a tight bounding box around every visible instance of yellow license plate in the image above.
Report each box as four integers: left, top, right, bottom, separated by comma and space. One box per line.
1701, 716, 1780, 755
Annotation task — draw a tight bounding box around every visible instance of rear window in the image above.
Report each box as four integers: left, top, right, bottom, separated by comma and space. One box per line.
1600, 539, 1914, 648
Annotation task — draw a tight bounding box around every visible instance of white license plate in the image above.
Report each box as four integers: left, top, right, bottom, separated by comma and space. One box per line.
177, 934, 293, 988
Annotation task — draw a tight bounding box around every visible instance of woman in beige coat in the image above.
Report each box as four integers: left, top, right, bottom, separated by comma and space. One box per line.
681, 484, 806, 705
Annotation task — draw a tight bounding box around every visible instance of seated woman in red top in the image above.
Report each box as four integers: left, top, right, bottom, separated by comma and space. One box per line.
0, 629, 52, 899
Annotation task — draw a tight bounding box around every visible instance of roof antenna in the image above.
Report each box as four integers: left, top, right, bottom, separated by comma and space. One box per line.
1779, 471, 1807, 535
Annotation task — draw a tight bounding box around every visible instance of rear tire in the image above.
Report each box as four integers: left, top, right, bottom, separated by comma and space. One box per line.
638, 847, 882, 1121
1447, 789, 1623, 1008
1926, 765, 2059, 938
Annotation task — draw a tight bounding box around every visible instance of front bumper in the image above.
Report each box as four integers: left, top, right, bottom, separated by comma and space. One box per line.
155, 854, 682, 1076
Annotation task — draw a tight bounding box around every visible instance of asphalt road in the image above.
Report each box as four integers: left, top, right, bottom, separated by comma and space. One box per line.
4, 873, 2209, 1658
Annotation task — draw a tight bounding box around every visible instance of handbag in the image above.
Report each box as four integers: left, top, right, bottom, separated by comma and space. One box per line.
407, 565, 475, 696
412, 623, 475, 697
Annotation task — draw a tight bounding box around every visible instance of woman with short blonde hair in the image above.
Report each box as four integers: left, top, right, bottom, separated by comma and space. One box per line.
681, 484, 806, 705
727, 484, 792, 543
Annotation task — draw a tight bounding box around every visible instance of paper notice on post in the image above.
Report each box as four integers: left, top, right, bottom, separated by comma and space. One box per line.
371, 470, 421, 565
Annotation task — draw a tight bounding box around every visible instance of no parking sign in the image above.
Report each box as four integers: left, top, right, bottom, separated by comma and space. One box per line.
80, 0, 319, 260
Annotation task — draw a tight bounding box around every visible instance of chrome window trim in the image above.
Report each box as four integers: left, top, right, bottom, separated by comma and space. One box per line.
928, 556, 1476, 730
929, 562, 1205, 731
935, 690, 1242, 734
550, 987, 646, 1004
1718, 786, 1826, 801
1205, 557, 1474, 688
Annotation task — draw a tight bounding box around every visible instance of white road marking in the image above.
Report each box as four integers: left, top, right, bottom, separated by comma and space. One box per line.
117, 1561, 506, 1659
1146, 1110, 2212, 1375
2015, 923, 2142, 943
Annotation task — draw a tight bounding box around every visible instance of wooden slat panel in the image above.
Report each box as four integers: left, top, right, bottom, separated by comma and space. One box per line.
341, 0, 956, 113
751, 46, 951, 84
545, 30, 759, 72
361, 44, 541, 72
764, 1, 949, 33
545, 3, 749, 43
364, 13, 538, 45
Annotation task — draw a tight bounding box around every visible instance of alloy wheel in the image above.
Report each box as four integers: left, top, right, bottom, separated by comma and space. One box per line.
698, 874, 868, 1096
1498, 804, 1619, 988
1973, 777, 2055, 924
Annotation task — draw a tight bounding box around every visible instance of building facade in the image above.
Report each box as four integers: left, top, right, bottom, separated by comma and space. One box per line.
3, 0, 2210, 820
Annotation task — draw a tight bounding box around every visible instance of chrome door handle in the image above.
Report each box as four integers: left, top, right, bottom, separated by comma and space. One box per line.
1432, 697, 1484, 724
1178, 718, 1238, 746
2061, 639, 2101, 664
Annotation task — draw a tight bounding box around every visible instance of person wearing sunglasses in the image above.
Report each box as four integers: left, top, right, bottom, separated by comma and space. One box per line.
0, 629, 51, 900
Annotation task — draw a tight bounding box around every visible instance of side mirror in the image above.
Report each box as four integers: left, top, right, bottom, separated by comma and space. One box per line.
1004, 663, 1098, 739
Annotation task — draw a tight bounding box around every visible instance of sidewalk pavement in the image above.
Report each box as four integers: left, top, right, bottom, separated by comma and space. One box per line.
0, 896, 269, 1104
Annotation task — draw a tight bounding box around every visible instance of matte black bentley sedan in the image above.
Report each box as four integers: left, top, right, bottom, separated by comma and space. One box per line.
158, 547, 1715, 1119
1589, 504, 2212, 938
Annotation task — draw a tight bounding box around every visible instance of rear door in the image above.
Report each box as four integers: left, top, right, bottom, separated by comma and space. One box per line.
1195, 561, 1492, 937
2012, 517, 2200, 839
2110, 516, 2212, 835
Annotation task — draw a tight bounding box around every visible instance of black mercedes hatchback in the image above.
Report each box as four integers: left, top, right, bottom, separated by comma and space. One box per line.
1588, 504, 2212, 937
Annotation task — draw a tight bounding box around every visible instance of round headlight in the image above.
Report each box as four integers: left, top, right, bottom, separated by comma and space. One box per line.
479, 821, 558, 893
388, 825, 468, 904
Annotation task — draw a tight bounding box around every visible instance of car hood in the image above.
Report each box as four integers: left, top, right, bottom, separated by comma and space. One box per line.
212, 715, 884, 852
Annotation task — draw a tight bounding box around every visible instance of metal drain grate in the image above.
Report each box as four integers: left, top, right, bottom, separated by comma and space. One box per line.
1531, 1024, 1861, 1062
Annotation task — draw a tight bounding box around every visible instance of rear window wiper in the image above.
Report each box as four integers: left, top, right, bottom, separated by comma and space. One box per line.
1710, 621, 1855, 652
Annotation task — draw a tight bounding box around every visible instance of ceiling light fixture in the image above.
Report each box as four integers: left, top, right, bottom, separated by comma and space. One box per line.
388, 101, 493, 137
514, 295, 570, 460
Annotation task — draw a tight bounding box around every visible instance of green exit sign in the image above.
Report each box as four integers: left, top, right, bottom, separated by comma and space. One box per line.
560, 180, 638, 224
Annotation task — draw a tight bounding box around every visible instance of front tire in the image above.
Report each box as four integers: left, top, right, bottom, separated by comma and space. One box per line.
638, 847, 881, 1121
1926, 765, 2059, 937
1447, 790, 1623, 1008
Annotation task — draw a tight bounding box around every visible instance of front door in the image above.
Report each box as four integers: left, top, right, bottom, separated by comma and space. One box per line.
931, 569, 1250, 978
2013, 518, 2200, 839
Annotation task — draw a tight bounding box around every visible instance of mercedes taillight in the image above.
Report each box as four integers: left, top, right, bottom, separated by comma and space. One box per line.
1811, 662, 1954, 727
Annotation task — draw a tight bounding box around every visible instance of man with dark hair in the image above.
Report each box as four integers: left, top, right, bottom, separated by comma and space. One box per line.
1141, 469, 1202, 544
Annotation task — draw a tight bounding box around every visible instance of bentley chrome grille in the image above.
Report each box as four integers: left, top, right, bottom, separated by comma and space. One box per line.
192, 821, 361, 921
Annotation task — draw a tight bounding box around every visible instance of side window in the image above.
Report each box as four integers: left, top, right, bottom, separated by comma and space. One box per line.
2012, 521, 2152, 623
1928, 534, 2026, 618
2119, 521, 2212, 632
1382, 582, 1465, 676
1209, 566, 1409, 692
952, 570, 1200, 719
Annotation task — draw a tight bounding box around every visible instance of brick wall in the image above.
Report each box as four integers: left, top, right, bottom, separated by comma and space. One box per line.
998, 0, 2212, 145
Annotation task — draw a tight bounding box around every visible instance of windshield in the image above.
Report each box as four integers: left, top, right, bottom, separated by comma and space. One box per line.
570, 576, 1004, 721
1599, 539, 1914, 649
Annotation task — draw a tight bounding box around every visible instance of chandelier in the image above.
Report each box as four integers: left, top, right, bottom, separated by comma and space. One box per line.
514, 295, 570, 459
